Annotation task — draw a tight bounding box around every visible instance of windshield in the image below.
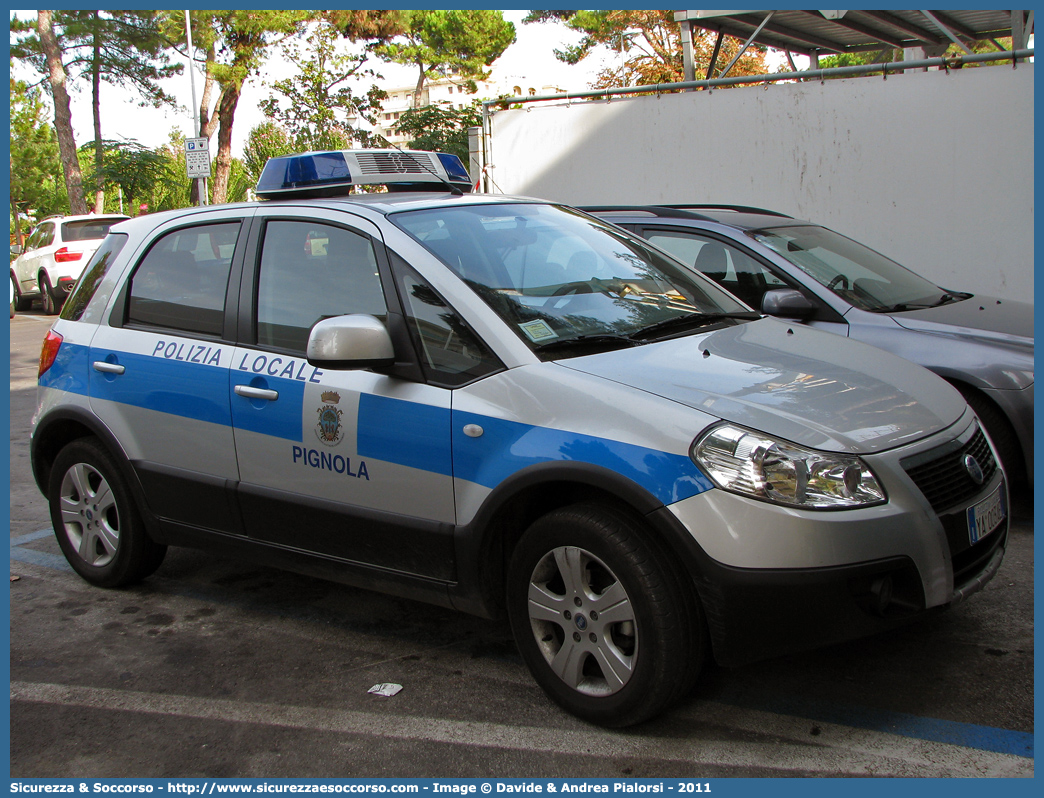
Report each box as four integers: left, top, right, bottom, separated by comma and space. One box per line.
392, 203, 753, 355
750, 225, 965, 312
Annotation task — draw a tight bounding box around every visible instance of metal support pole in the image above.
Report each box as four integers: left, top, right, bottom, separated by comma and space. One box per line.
680, 20, 695, 84
707, 32, 724, 81
921, 10, 972, 55
480, 104, 493, 193
467, 126, 483, 193
184, 10, 207, 206
481, 49, 1034, 111
717, 11, 775, 79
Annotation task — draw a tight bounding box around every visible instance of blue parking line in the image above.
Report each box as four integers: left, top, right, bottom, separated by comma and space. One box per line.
12, 528, 57, 546
11, 527, 72, 571
10, 532, 1032, 759
10, 545, 73, 572
721, 690, 1034, 759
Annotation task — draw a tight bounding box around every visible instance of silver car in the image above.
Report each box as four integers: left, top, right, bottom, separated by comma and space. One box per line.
31, 154, 1008, 727
586, 205, 1033, 490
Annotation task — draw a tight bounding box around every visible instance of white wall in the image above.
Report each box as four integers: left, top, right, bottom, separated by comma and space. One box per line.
487, 64, 1034, 302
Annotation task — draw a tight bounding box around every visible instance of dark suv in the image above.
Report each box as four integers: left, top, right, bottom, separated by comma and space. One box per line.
585, 205, 1033, 490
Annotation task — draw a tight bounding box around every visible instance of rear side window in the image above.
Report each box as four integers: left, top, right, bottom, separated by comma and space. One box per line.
255, 220, 387, 353
126, 222, 240, 336
61, 234, 129, 322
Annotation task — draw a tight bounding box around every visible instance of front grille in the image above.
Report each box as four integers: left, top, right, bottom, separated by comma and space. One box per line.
355, 152, 429, 175
902, 426, 997, 512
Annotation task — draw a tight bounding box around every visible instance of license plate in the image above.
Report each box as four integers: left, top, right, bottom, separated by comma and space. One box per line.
967, 485, 1006, 545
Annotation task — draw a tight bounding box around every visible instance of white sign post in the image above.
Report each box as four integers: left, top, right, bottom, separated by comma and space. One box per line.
185, 137, 211, 205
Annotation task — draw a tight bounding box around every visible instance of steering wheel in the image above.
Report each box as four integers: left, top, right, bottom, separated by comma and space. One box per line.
827, 274, 850, 291
543, 281, 594, 310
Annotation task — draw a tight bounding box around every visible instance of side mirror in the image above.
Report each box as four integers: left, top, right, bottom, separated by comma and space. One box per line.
761, 288, 815, 320
306, 314, 395, 370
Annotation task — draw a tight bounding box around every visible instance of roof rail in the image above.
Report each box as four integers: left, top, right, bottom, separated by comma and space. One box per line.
579, 205, 720, 223
656, 204, 792, 218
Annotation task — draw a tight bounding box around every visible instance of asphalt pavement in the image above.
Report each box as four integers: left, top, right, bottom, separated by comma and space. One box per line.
8, 309, 1034, 778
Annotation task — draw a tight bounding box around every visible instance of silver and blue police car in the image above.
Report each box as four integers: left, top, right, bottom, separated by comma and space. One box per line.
31, 150, 1008, 726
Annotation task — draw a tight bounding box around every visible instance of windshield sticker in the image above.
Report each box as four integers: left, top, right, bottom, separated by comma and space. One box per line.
518, 319, 558, 343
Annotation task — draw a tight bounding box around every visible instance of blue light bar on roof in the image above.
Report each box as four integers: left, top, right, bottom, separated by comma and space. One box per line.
255, 149, 472, 199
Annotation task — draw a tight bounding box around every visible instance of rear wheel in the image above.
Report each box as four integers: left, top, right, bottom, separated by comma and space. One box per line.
507, 502, 704, 727
48, 438, 166, 587
39, 272, 58, 315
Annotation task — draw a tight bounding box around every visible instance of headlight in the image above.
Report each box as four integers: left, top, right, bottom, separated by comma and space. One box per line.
691, 424, 886, 509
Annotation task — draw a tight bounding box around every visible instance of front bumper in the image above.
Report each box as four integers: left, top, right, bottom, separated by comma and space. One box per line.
659, 411, 1008, 666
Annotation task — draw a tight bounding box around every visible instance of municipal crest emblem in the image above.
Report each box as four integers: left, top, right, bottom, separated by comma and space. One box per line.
315, 391, 344, 446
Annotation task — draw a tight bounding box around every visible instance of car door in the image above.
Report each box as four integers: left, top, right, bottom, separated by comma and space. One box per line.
637, 226, 851, 336
87, 215, 248, 535
228, 208, 458, 580
17, 222, 53, 293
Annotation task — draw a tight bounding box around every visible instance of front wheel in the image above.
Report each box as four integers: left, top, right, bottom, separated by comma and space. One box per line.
48, 437, 166, 587
507, 503, 704, 726
11, 274, 31, 312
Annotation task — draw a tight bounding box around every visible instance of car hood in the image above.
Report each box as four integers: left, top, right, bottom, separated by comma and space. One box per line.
890, 295, 1033, 350
560, 318, 966, 454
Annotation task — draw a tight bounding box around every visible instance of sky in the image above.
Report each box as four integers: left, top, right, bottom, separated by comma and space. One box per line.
10, 10, 613, 159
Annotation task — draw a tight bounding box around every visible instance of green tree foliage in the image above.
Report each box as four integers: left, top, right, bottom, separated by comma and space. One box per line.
393, 101, 480, 162
242, 123, 296, 186
371, 11, 515, 105
324, 9, 406, 42
12, 11, 181, 214
161, 10, 312, 204
10, 78, 64, 243
78, 140, 166, 215
260, 22, 388, 152
524, 9, 768, 87
143, 133, 193, 213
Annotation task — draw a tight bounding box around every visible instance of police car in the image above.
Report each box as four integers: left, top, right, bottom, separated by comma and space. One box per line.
31, 150, 1008, 727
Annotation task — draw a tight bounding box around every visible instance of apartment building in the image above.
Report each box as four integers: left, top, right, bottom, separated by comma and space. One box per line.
375, 74, 565, 144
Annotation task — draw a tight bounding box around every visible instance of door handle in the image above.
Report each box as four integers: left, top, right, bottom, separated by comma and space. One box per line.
235, 384, 279, 401
92, 361, 125, 375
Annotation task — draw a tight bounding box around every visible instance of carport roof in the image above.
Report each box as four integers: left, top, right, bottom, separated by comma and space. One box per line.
673, 9, 1031, 57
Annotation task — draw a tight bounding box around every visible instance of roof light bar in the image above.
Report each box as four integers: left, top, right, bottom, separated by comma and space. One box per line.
255, 149, 472, 199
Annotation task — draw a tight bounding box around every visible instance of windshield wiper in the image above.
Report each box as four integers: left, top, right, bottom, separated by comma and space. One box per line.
937, 291, 972, 305
532, 334, 638, 355
885, 292, 973, 312
629, 311, 761, 342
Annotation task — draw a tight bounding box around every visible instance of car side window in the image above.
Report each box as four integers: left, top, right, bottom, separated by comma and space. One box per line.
126, 222, 240, 337
256, 220, 387, 354
645, 230, 788, 310
392, 255, 502, 387
29, 224, 54, 250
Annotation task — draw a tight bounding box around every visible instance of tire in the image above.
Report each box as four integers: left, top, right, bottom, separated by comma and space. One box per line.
11, 274, 31, 312
39, 271, 58, 315
507, 502, 704, 727
48, 438, 167, 587
955, 385, 1025, 488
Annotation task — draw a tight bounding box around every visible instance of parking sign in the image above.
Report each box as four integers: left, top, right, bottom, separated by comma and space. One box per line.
185, 137, 212, 178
